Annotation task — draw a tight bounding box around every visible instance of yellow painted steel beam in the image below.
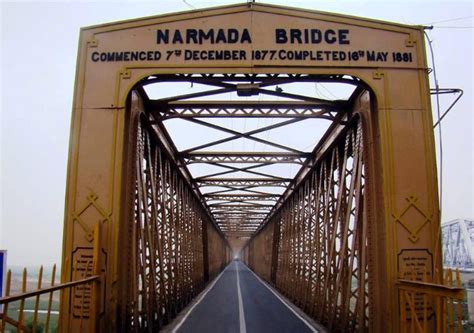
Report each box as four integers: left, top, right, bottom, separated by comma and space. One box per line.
397, 280, 464, 299
62, 2, 442, 332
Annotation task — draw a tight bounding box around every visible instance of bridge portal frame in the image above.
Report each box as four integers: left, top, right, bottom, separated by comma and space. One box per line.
60, 3, 443, 332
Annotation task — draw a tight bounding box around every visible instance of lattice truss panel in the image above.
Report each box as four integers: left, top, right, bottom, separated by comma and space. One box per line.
128, 73, 367, 330
128, 118, 209, 331
273, 121, 369, 331
442, 219, 474, 269
206, 221, 229, 278
136, 73, 360, 242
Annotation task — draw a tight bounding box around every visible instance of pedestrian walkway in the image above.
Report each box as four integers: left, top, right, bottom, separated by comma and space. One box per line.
171, 260, 319, 333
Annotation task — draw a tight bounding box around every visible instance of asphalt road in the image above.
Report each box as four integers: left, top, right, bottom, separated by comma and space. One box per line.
175, 260, 316, 333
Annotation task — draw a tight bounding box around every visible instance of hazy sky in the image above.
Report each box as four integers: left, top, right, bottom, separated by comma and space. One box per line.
1, 0, 473, 266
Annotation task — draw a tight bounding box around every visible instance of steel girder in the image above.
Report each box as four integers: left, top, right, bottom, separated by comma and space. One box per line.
246, 120, 368, 331
138, 73, 361, 245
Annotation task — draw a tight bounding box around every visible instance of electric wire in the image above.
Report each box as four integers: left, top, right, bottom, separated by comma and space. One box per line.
182, 0, 196, 9
426, 15, 473, 25
425, 30, 444, 279
434, 26, 473, 29
319, 83, 338, 99
425, 31, 443, 215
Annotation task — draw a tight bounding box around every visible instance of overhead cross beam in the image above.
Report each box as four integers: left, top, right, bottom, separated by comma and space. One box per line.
150, 100, 344, 119
197, 178, 291, 187
144, 74, 294, 104
147, 74, 346, 106
218, 217, 262, 221
215, 217, 268, 221
208, 203, 274, 209
214, 215, 271, 219
222, 220, 261, 224
213, 211, 272, 216
218, 224, 263, 227
137, 73, 360, 240
205, 194, 280, 201
213, 212, 269, 216
221, 227, 258, 230
195, 162, 289, 180
183, 152, 310, 165
141, 72, 362, 86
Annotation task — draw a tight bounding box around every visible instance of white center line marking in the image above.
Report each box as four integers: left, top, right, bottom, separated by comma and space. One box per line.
241, 263, 318, 333
236, 261, 247, 333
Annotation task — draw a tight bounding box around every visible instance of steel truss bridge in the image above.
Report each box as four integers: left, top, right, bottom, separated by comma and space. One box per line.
0, 4, 467, 333
442, 218, 474, 269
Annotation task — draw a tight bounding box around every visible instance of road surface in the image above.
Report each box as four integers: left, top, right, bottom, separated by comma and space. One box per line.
173, 260, 317, 333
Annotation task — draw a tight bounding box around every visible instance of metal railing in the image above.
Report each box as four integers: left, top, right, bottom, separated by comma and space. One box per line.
0, 265, 99, 333
398, 268, 465, 333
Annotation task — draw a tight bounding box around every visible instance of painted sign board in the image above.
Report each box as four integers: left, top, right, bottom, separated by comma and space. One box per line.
87, 11, 418, 69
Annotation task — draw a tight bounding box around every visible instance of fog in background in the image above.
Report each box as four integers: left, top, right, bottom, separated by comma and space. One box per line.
1, 0, 472, 266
